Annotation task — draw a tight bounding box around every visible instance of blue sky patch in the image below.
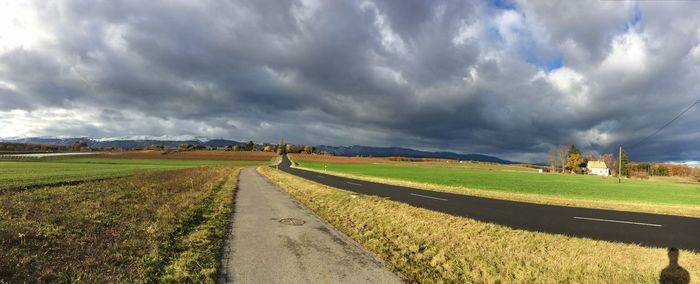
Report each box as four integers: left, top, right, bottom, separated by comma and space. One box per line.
545, 56, 563, 71
626, 5, 642, 31
488, 0, 517, 10
522, 52, 564, 71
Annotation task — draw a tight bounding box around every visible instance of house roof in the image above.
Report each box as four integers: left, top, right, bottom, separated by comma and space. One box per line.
587, 160, 608, 169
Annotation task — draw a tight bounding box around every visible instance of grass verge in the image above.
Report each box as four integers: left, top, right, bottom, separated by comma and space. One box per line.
292, 162, 700, 218
157, 168, 239, 283
0, 167, 239, 283
258, 166, 700, 283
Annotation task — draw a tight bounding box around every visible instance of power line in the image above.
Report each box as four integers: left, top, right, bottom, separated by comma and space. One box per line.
628, 99, 700, 149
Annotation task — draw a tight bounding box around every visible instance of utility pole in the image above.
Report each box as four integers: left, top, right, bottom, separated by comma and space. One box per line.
618, 146, 622, 183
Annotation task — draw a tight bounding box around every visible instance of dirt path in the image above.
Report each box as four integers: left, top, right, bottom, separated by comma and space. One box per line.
218, 167, 401, 283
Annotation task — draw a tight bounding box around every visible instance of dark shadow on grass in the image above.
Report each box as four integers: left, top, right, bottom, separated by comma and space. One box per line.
659, 247, 690, 284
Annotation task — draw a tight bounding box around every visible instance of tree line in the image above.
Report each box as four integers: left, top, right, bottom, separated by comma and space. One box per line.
0, 142, 87, 153
548, 144, 698, 178
0, 140, 320, 154
627, 162, 698, 178
548, 144, 626, 175
215, 138, 317, 155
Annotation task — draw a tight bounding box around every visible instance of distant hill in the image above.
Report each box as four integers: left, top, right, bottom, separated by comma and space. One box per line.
3, 137, 89, 146
0, 137, 514, 164
0, 137, 241, 149
314, 145, 514, 164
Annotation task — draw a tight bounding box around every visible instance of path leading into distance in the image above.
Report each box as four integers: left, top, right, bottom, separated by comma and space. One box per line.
219, 168, 401, 284
278, 155, 700, 252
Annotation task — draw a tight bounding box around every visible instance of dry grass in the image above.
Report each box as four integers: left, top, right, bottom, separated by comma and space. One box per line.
0, 167, 239, 283
259, 166, 700, 283
97, 150, 276, 161
642, 175, 700, 185
292, 165, 700, 218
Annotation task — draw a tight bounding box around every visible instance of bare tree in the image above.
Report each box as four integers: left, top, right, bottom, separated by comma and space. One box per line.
547, 145, 569, 173
547, 148, 559, 172
556, 145, 568, 173
582, 151, 600, 162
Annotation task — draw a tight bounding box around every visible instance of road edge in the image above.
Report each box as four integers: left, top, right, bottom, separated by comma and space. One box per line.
216, 169, 243, 284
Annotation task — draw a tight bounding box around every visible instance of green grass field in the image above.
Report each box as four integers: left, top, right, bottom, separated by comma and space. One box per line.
0, 158, 264, 189
418, 161, 539, 172
296, 161, 700, 206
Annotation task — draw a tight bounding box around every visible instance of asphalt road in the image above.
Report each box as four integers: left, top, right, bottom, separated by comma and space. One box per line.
219, 168, 401, 283
278, 155, 700, 252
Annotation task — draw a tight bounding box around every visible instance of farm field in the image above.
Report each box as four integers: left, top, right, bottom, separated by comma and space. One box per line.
259, 166, 700, 282
95, 150, 276, 160
1, 166, 240, 282
289, 153, 539, 172
290, 155, 700, 215
416, 161, 539, 172
0, 154, 269, 190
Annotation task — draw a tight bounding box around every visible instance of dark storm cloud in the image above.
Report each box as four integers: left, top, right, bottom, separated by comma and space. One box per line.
1, 0, 700, 162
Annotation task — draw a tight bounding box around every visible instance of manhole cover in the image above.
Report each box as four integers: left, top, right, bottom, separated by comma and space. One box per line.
279, 218, 305, 226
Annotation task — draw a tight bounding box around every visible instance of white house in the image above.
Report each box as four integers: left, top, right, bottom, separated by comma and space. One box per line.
587, 160, 610, 176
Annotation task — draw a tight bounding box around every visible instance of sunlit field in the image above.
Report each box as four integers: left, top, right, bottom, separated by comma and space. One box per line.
290, 154, 700, 215
94, 150, 276, 161
0, 157, 266, 190
289, 153, 538, 172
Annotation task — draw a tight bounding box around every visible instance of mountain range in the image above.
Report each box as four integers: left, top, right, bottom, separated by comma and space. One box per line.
0, 136, 237, 149
0, 136, 513, 164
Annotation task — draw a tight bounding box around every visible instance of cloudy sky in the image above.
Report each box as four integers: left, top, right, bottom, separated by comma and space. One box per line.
1, 0, 699, 162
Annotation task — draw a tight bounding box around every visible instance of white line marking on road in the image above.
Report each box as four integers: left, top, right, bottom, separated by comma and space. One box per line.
346, 182, 363, 186
410, 193, 448, 201
573, 216, 662, 227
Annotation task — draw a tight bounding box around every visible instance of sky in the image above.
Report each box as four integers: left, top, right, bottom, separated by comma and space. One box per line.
1, 0, 700, 163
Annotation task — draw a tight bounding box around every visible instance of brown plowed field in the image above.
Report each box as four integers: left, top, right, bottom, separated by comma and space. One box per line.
96, 150, 276, 161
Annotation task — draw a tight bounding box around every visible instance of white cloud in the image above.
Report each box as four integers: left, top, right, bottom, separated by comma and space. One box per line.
452, 20, 481, 46
600, 31, 648, 74
0, 107, 234, 139
572, 128, 614, 148
362, 1, 407, 55
0, 80, 17, 91
0, 1, 51, 51
690, 43, 700, 60
494, 10, 524, 45
0, 108, 97, 137
546, 67, 590, 100
103, 24, 129, 53
291, 0, 322, 28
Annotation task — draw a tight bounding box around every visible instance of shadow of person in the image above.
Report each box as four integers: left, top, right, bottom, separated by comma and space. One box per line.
659, 247, 690, 284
